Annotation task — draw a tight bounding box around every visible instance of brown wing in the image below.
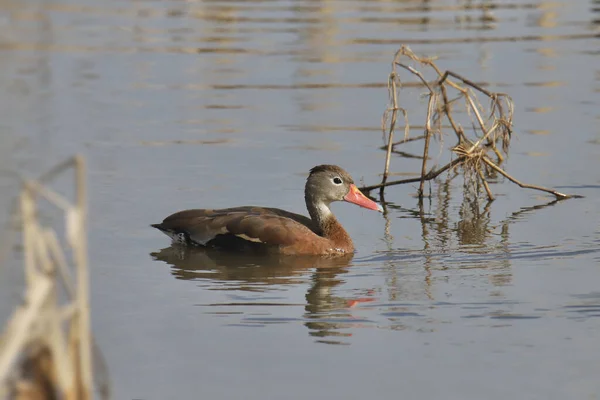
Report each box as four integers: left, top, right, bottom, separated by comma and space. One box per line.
153, 206, 322, 247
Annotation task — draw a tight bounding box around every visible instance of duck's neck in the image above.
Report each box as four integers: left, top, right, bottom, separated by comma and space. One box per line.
305, 197, 354, 252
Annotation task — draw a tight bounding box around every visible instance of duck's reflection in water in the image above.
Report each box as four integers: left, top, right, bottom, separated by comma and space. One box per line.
304, 267, 375, 345
151, 247, 374, 344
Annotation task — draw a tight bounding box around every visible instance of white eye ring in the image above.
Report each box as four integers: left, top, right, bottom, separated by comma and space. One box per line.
332, 177, 343, 185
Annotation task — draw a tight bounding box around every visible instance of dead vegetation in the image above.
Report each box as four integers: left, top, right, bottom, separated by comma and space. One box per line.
0, 156, 109, 400
360, 46, 582, 202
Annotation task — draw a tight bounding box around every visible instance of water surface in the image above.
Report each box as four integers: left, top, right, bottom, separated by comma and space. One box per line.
0, 0, 599, 399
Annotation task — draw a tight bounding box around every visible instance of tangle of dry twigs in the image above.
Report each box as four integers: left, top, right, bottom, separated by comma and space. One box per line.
361, 45, 581, 202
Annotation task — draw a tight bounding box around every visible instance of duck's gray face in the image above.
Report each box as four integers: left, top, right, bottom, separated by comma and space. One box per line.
306, 165, 382, 211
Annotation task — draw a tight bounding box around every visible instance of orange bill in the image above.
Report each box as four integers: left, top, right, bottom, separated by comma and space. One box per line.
343, 184, 383, 212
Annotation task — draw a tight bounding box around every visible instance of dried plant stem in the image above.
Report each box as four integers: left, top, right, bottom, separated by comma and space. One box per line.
476, 164, 495, 201
381, 73, 399, 188
74, 155, 93, 399
385, 134, 426, 147
0, 156, 107, 399
390, 150, 426, 159
464, 94, 492, 150
369, 45, 580, 202
439, 70, 493, 97
419, 95, 435, 196
380, 49, 411, 198
437, 70, 510, 161
361, 155, 467, 192
439, 84, 466, 143
392, 56, 438, 197
482, 157, 579, 200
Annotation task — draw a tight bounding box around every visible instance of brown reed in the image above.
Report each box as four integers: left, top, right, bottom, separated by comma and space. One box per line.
0, 156, 110, 400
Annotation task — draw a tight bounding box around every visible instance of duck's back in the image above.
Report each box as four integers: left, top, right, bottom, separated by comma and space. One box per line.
152, 206, 322, 251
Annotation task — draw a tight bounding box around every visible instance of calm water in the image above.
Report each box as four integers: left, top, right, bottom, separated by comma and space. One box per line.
0, 0, 599, 399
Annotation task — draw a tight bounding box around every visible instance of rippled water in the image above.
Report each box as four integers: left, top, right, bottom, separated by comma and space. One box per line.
0, 0, 599, 399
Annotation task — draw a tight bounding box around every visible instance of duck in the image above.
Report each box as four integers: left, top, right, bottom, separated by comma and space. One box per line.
151, 165, 382, 256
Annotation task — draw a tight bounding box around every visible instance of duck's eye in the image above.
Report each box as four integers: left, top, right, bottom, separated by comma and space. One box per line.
332, 177, 343, 185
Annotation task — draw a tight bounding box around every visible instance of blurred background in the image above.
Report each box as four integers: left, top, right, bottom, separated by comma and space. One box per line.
0, 0, 598, 399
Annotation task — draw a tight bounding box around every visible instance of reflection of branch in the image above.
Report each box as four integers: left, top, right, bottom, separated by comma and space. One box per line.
503, 198, 562, 223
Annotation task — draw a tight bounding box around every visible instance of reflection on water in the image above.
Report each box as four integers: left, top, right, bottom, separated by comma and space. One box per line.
151, 246, 353, 288
565, 292, 600, 320
152, 247, 376, 344
303, 267, 376, 345
381, 193, 594, 264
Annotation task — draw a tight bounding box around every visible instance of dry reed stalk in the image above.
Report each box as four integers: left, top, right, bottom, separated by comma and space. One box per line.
0, 156, 109, 399
362, 45, 581, 201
